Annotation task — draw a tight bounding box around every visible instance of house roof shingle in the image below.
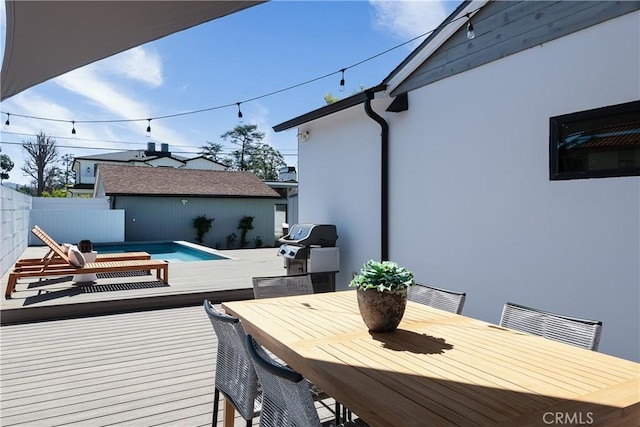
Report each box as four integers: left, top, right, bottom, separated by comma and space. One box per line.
97, 165, 280, 198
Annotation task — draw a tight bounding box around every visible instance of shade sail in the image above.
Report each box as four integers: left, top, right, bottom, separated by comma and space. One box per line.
1, 0, 265, 101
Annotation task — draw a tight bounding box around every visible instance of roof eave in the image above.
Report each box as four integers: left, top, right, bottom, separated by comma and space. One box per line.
104, 193, 280, 199
273, 84, 387, 132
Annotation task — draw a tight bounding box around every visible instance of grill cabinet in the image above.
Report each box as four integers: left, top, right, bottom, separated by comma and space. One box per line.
278, 224, 339, 292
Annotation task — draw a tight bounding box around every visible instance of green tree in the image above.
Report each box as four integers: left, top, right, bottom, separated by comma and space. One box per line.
60, 153, 75, 187
22, 132, 59, 196
44, 166, 67, 194
221, 124, 265, 171
41, 188, 67, 197
248, 143, 286, 180
219, 124, 287, 180
324, 93, 340, 105
324, 86, 364, 105
199, 141, 229, 165
16, 184, 35, 196
1, 153, 14, 183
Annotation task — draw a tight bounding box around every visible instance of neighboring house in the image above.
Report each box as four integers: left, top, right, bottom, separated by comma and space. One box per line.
264, 166, 299, 238
94, 164, 281, 247
273, 1, 640, 361
69, 142, 228, 197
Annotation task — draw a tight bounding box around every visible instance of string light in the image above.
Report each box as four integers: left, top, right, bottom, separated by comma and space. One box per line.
4, 113, 9, 126
71, 120, 76, 134
0, 5, 483, 130
466, 13, 475, 40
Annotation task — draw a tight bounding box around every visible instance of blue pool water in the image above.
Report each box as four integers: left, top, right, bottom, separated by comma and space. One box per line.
92, 241, 227, 262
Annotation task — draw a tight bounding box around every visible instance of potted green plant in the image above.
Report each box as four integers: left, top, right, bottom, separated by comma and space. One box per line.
349, 260, 415, 332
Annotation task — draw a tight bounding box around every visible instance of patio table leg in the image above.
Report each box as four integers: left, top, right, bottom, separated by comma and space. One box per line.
223, 398, 235, 427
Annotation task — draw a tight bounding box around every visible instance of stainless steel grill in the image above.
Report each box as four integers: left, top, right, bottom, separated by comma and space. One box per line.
277, 224, 339, 292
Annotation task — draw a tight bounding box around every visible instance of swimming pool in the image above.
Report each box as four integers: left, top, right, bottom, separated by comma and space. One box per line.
92, 241, 228, 262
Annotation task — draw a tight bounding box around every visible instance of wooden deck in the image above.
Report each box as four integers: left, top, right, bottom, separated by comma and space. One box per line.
1, 246, 286, 325
0, 247, 338, 426
1, 305, 338, 426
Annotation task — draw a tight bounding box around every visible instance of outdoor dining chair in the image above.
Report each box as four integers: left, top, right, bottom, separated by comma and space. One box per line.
499, 302, 603, 351
204, 300, 342, 426
250, 275, 349, 421
204, 300, 260, 427
245, 334, 369, 427
251, 273, 314, 299
407, 283, 467, 314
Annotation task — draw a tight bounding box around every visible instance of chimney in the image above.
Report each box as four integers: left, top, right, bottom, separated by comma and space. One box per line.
146, 142, 156, 153
161, 143, 169, 152
278, 166, 297, 182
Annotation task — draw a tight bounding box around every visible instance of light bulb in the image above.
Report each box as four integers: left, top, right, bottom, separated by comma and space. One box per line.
466, 21, 475, 40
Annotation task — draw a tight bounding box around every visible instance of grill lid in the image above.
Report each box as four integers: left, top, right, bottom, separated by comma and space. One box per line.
278, 224, 338, 247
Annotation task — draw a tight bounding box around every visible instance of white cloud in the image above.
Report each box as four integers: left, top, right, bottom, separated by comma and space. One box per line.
56, 67, 152, 122
53, 56, 186, 147
369, 0, 448, 40
98, 47, 164, 87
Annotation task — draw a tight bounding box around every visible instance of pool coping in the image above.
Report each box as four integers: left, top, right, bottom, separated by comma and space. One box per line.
91, 240, 237, 261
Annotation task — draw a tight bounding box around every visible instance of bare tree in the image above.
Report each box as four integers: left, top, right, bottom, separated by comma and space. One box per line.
22, 132, 59, 196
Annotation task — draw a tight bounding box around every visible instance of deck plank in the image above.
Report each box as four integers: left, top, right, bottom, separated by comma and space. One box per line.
1, 246, 287, 324
1, 246, 340, 426
1, 305, 338, 426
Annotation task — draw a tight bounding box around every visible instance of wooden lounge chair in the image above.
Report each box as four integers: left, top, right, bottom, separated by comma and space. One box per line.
6, 229, 168, 298
16, 226, 151, 269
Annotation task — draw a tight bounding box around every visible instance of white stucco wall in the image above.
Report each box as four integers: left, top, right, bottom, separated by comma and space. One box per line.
75, 159, 97, 184
146, 157, 185, 167
298, 103, 384, 286
298, 12, 640, 361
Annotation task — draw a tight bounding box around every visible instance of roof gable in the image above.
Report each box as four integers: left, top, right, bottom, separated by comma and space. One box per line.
74, 149, 189, 163
183, 156, 229, 169
387, 0, 640, 96
96, 164, 280, 198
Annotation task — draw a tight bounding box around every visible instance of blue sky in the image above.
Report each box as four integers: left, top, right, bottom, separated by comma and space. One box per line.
0, 1, 460, 186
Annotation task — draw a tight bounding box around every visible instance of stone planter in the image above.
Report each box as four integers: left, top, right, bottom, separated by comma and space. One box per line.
357, 288, 407, 332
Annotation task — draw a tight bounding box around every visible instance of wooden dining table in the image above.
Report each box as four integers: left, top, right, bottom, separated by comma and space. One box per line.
222, 291, 640, 426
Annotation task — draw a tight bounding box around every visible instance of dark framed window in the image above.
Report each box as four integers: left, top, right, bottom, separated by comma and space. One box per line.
549, 100, 640, 180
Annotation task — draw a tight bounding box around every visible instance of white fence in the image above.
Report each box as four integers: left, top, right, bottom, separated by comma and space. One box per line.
0, 189, 125, 277
29, 197, 124, 245
1, 186, 31, 277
